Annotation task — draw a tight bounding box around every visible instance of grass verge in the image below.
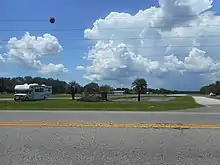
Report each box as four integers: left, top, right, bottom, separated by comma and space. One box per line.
0, 93, 174, 99
0, 93, 80, 98
0, 93, 13, 98
0, 96, 201, 111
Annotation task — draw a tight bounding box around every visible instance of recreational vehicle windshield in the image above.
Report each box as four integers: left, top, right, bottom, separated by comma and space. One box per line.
14, 83, 52, 101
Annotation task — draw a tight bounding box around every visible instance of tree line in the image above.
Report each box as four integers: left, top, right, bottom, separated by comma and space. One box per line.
0, 76, 199, 95
0, 76, 67, 94
200, 81, 220, 95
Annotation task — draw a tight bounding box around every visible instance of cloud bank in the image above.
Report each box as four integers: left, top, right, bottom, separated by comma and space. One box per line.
0, 32, 68, 75
78, 0, 220, 90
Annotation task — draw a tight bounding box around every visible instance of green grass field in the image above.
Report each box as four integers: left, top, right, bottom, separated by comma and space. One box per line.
0, 93, 173, 99
0, 93, 13, 98
0, 96, 201, 111
0, 93, 79, 98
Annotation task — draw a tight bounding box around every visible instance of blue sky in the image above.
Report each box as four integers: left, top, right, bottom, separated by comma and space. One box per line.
1, 0, 220, 90
212, 0, 220, 14
0, 0, 158, 84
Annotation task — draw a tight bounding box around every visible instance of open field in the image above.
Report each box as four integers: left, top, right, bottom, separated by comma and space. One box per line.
0, 96, 201, 111
0, 93, 197, 99
0, 93, 150, 99
0, 93, 82, 98
0, 93, 13, 98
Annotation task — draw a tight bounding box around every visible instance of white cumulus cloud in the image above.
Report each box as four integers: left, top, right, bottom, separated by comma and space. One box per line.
1, 32, 68, 74
77, 0, 220, 90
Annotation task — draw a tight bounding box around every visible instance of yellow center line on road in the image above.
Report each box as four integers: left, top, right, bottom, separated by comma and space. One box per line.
0, 122, 220, 129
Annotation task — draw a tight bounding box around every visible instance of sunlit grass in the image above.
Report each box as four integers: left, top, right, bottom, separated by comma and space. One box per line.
0, 96, 201, 111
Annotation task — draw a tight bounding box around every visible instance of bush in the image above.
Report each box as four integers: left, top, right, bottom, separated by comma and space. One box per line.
76, 95, 103, 102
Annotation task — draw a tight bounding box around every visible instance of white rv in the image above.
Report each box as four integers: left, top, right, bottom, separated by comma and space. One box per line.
14, 83, 52, 101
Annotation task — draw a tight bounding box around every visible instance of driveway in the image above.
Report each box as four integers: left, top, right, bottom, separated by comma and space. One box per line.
192, 96, 220, 106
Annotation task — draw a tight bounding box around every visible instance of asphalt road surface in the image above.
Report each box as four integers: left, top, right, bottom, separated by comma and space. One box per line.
1, 127, 220, 165
1, 96, 220, 164
192, 96, 220, 106
1, 108, 220, 124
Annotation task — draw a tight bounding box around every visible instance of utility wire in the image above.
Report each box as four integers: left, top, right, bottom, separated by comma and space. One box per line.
0, 19, 47, 22
0, 23, 220, 31
1, 34, 220, 42
1, 44, 220, 50
0, 14, 210, 22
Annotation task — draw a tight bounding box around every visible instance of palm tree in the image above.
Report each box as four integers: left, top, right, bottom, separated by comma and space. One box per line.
99, 85, 113, 93
132, 78, 147, 102
99, 85, 113, 101
68, 81, 80, 100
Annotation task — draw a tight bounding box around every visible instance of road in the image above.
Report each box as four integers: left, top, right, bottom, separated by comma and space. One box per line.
192, 96, 220, 106
1, 127, 220, 164
1, 108, 220, 124
1, 96, 220, 164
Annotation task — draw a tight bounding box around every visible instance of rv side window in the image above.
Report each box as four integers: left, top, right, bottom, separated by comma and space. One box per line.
48, 88, 51, 92
40, 88, 44, 92
35, 89, 39, 92
15, 90, 29, 94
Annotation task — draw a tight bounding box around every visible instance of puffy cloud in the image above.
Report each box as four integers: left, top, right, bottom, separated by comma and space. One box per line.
76, 65, 85, 70
78, 0, 220, 90
1, 32, 68, 74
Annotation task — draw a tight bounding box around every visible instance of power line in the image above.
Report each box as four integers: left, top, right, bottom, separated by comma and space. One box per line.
1, 34, 220, 42
1, 24, 220, 32
43, 34, 220, 40
2, 44, 220, 50
0, 14, 209, 22
47, 44, 220, 49
0, 19, 47, 22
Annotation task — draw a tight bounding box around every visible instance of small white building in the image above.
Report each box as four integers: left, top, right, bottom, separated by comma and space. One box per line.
113, 90, 125, 96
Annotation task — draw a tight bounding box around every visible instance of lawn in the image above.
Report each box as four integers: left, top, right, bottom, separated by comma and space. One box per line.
0, 93, 81, 98
0, 93, 13, 98
0, 93, 168, 99
0, 96, 201, 111
51, 93, 82, 98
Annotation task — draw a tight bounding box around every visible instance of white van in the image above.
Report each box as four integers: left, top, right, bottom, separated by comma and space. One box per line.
14, 83, 52, 101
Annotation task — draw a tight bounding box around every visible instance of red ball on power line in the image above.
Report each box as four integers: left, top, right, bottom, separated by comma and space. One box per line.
49, 17, 55, 24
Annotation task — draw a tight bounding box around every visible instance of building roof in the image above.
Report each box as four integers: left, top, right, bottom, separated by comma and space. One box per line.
113, 90, 125, 93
